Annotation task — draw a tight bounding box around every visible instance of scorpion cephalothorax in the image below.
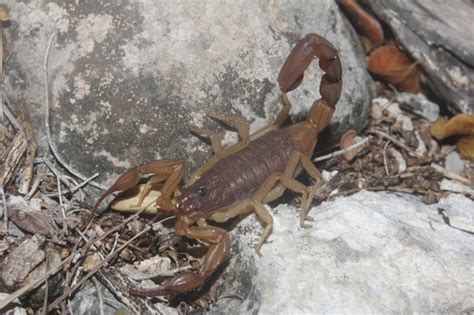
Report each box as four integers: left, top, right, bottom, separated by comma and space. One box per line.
92, 33, 342, 297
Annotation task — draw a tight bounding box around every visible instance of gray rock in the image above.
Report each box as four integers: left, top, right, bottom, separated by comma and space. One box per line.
444, 151, 465, 175
212, 191, 474, 314
440, 178, 474, 195
3, 1, 371, 196
396, 92, 440, 122
359, 0, 474, 114
69, 281, 122, 315
0, 235, 46, 290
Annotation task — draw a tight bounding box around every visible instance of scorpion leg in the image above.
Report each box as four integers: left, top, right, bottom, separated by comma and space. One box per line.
257, 151, 322, 232
130, 216, 231, 297
186, 140, 249, 187
209, 199, 271, 256
186, 115, 251, 187
91, 160, 184, 214
189, 126, 224, 157
207, 113, 250, 141
210, 200, 252, 223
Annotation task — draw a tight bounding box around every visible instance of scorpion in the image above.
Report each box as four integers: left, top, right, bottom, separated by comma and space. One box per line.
92, 33, 342, 297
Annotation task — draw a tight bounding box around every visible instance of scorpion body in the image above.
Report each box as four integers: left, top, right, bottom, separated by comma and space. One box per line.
179, 128, 299, 215
92, 33, 342, 297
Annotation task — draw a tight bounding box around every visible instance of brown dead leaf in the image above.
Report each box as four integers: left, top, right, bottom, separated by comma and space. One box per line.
457, 136, 474, 162
336, 0, 384, 48
394, 70, 420, 94
431, 114, 474, 139
340, 129, 358, 161
431, 114, 474, 161
368, 45, 420, 93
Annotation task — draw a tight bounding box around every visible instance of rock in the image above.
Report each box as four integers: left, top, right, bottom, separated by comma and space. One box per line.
437, 193, 474, 234
68, 281, 123, 315
322, 170, 338, 182
396, 114, 414, 132
396, 93, 440, 122
414, 130, 428, 157
69, 271, 177, 315
373, 97, 400, 117
444, 151, 465, 175
212, 191, 474, 314
3, 1, 372, 198
359, 0, 474, 114
0, 235, 63, 307
370, 101, 383, 120
440, 178, 474, 195
0, 235, 46, 290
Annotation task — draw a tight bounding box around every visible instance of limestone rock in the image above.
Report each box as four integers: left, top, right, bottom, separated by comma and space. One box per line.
396, 92, 440, 122
3, 1, 371, 196
212, 191, 474, 313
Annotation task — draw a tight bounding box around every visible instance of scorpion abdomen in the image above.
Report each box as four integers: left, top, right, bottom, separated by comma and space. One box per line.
183, 128, 301, 213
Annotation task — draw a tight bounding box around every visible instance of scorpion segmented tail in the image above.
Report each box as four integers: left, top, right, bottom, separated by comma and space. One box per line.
278, 33, 343, 132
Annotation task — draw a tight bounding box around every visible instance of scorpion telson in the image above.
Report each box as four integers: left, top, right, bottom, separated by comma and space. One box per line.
92, 33, 342, 297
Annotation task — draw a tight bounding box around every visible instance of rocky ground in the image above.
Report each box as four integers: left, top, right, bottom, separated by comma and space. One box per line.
0, 1, 473, 314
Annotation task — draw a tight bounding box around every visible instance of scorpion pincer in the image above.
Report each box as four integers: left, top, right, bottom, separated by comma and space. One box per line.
92, 33, 342, 297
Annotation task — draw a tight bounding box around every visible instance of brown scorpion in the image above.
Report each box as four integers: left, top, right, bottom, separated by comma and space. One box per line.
92, 33, 342, 297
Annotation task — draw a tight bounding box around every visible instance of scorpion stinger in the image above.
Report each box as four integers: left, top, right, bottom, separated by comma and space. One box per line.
93, 33, 343, 298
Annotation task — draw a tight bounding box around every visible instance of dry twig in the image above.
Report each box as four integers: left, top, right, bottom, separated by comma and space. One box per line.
92, 276, 105, 315
314, 136, 371, 162
368, 129, 423, 159
43, 224, 152, 311
430, 163, 472, 186
383, 141, 390, 175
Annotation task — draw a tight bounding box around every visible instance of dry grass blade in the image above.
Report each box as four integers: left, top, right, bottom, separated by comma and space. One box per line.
314, 136, 370, 162
0, 7, 9, 80
42, 32, 107, 191
96, 268, 165, 314
430, 163, 472, 186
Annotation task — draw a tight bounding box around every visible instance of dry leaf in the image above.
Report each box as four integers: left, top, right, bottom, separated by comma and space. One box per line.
368, 45, 420, 93
336, 0, 384, 48
340, 129, 358, 161
431, 114, 474, 161
394, 70, 420, 93
457, 136, 474, 162
431, 114, 474, 139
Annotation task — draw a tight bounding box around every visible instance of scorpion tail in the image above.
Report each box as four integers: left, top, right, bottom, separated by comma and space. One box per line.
277, 33, 343, 132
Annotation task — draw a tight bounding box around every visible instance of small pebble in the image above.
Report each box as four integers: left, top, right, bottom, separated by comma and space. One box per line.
396, 92, 440, 122
397, 114, 414, 132
444, 151, 465, 175
322, 170, 338, 182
